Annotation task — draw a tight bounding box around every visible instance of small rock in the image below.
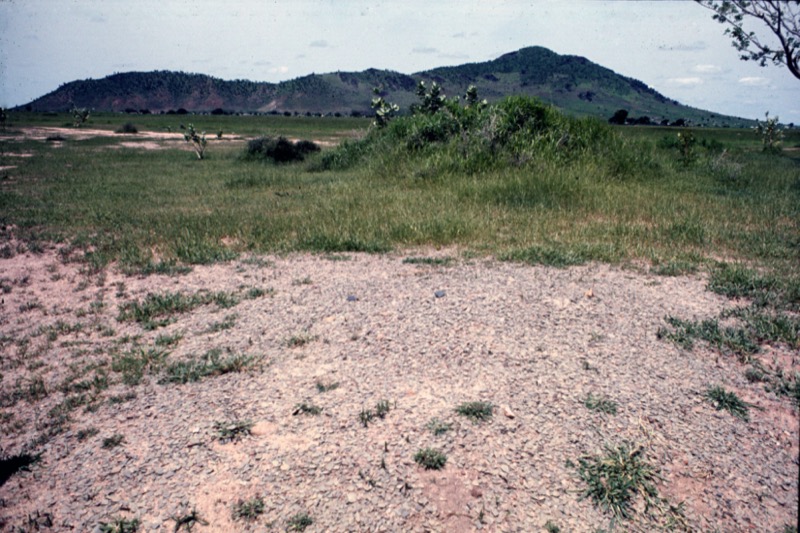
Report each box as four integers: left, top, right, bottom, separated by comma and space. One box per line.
346, 295, 358, 302
500, 405, 515, 419
434, 290, 446, 298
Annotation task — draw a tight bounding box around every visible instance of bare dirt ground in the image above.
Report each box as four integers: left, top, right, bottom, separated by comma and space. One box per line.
0, 240, 797, 532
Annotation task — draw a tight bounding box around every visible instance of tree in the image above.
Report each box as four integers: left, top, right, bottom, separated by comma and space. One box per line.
696, 0, 800, 80
608, 109, 629, 125
180, 123, 207, 159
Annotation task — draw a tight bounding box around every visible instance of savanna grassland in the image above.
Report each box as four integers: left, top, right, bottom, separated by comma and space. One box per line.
0, 101, 798, 532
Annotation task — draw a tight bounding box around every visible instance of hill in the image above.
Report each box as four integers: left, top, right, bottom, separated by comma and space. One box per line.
17, 46, 747, 126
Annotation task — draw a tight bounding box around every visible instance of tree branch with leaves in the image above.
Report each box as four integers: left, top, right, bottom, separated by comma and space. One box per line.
696, 0, 800, 80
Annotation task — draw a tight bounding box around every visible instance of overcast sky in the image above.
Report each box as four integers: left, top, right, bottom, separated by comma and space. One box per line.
1, 0, 797, 122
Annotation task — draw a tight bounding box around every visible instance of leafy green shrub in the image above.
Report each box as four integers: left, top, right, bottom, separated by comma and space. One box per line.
244, 136, 319, 163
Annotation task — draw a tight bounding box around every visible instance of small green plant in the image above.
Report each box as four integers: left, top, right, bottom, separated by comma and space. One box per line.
293, 402, 322, 416
171, 508, 208, 532
414, 447, 447, 470
753, 111, 784, 153
544, 521, 561, 533
371, 87, 399, 128
99, 516, 140, 533
245, 287, 271, 299
181, 123, 207, 160
573, 442, 658, 519
359, 400, 392, 427
704, 385, 751, 420
232, 496, 265, 522
375, 399, 391, 419
455, 401, 493, 422
287, 512, 313, 531
426, 418, 452, 436
161, 349, 256, 385
315, 381, 339, 393
359, 408, 375, 427
108, 392, 137, 405
402, 256, 453, 266
76, 427, 99, 441
583, 393, 618, 415
676, 130, 696, 166
102, 434, 125, 449
286, 333, 317, 348
213, 419, 253, 443
155, 332, 183, 347
71, 104, 90, 127
206, 313, 237, 332
112, 348, 168, 386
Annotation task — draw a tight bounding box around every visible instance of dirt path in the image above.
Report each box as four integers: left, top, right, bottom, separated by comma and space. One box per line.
0, 245, 797, 532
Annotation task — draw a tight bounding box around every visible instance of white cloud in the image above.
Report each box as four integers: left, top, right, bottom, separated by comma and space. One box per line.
738, 76, 769, 86
269, 66, 289, 74
310, 40, 328, 48
666, 77, 703, 86
412, 47, 438, 54
658, 41, 707, 52
692, 64, 721, 73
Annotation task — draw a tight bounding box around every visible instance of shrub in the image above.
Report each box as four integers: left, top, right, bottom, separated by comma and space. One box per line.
243, 136, 319, 163
116, 122, 138, 134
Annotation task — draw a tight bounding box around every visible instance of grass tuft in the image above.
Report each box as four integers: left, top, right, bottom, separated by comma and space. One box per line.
573, 442, 658, 520
232, 496, 265, 522
704, 385, 751, 420
160, 349, 256, 384
455, 401, 493, 422
99, 517, 140, 533
287, 513, 313, 532
213, 419, 253, 443
426, 418, 452, 436
414, 447, 447, 470
583, 393, 618, 415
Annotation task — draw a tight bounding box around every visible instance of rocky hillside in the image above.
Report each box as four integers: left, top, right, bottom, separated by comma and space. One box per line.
18, 46, 746, 126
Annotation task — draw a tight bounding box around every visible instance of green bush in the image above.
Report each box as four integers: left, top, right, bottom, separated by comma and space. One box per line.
244, 136, 319, 163
313, 93, 629, 179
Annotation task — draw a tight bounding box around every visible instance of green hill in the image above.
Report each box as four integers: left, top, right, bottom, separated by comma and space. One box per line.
17, 46, 749, 127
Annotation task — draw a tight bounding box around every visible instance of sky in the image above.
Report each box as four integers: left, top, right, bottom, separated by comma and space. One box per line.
1, 0, 798, 123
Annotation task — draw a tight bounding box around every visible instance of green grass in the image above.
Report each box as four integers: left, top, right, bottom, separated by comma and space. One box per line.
583, 394, 618, 415
213, 419, 253, 443
414, 448, 447, 470
455, 401, 494, 422
117, 290, 240, 329
1, 112, 795, 284
112, 348, 168, 385
287, 513, 313, 532
231, 496, 265, 522
99, 517, 140, 533
102, 433, 125, 449
570, 442, 686, 528
426, 417, 453, 435
160, 349, 256, 384
704, 385, 752, 420
293, 402, 322, 415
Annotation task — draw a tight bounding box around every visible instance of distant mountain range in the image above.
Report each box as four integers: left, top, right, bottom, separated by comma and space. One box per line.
18, 46, 749, 127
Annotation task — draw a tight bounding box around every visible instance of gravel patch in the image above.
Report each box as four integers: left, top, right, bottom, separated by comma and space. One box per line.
0, 246, 797, 532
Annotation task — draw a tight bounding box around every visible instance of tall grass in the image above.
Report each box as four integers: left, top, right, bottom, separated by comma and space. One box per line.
1, 107, 797, 280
